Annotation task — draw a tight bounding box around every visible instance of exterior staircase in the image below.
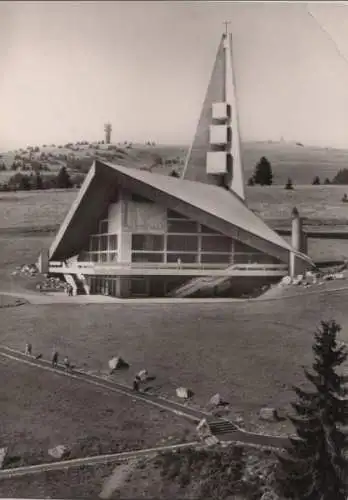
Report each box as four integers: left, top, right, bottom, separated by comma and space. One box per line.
167, 274, 233, 298
167, 263, 288, 298
208, 420, 237, 436
76, 272, 90, 294
64, 274, 87, 295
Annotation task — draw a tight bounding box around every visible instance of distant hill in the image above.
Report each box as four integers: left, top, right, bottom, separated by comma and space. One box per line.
1, 140, 348, 185
241, 141, 348, 185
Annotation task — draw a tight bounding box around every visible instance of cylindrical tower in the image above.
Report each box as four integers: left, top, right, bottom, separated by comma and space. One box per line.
290, 206, 306, 277
104, 123, 112, 144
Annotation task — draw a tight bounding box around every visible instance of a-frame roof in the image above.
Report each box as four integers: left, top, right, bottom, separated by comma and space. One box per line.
49, 160, 313, 266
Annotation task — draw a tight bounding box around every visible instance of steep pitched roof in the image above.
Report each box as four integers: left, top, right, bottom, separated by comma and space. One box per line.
49, 160, 313, 265
106, 162, 304, 255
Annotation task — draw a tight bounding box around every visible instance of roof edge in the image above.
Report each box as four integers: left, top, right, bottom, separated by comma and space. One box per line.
48, 162, 97, 259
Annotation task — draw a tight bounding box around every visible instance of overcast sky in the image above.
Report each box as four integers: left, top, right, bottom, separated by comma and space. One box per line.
1, 1, 348, 150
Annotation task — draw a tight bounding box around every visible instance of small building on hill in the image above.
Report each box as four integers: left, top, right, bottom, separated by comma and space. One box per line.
39, 30, 313, 298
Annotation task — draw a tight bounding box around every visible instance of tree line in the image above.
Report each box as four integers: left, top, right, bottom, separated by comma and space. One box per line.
0, 167, 81, 192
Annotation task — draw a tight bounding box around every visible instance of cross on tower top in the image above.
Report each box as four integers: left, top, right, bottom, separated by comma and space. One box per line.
223, 21, 231, 35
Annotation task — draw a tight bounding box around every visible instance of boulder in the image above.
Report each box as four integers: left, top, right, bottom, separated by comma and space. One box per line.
0, 447, 7, 469
280, 275, 292, 286
176, 387, 193, 399
259, 407, 278, 422
108, 357, 129, 372
292, 274, 303, 285
137, 369, 148, 382
209, 393, 222, 407
48, 445, 69, 459
196, 418, 211, 438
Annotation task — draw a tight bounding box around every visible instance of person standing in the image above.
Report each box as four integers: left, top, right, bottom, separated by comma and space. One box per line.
52, 350, 58, 368
133, 375, 140, 392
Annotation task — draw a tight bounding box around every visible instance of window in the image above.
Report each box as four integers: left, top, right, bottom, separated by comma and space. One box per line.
201, 253, 231, 264
90, 236, 99, 252
167, 220, 198, 233
201, 235, 232, 253
99, 253, 108, 263
234, 240, 259, 253
167, 235, 198, 252
132, 234, 164, 252
167, 210, 188, 219
233, 253, 263, 264
108, 234, 118, 251
99, 220, 108, 234
107, 252, 118, 262
132, 252, 164, 263
167, 253, 198, 264
200, 224, 220, 234
100, 235, 108, 251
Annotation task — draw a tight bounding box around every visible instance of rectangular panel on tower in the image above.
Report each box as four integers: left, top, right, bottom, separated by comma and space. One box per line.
209, 125, 228, 145
206, 151, 227, 175
212, 102, 229, 121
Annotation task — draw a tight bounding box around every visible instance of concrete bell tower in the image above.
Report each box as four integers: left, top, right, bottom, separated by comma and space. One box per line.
289, 207, 308, 277
182, 24, 245, 201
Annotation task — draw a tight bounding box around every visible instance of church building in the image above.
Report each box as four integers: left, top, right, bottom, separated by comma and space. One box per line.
39, 30, 313, 298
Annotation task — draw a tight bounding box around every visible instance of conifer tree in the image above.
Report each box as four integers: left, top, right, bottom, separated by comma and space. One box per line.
56, 166, 72, 189
285, 178, 293, 190
277, 320, 348, 500
253, 156, 273, 186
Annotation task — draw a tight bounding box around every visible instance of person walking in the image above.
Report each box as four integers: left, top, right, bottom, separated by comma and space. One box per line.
63, 356, 70, 372
25, 343, 32, 356
52, 350, 58, 368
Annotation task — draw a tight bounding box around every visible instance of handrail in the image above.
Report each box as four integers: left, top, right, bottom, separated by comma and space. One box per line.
49, 261, 288, 272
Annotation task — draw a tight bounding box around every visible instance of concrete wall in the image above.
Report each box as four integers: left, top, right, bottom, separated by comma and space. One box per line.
123, 199, 167, 233
107, 201, 122, 233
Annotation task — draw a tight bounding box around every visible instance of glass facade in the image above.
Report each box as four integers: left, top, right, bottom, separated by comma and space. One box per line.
78, 204, 280, 268
80, 218, 119, 263
129, 209, 280, 266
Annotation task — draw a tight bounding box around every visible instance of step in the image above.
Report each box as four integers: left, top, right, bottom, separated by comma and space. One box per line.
208, 421, 237, 435
204, 435, 219, 446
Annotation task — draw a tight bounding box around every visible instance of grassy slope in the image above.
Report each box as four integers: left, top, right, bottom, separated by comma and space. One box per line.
0, 463, 118, 499
0, 356, 193, 467
1, 289, 347, 435
2, 140, 348, 184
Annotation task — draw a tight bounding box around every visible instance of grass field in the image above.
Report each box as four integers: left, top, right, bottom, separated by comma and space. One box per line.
0, 356, 193, 468
1, 289, 347, 431
0, 463, 118, 498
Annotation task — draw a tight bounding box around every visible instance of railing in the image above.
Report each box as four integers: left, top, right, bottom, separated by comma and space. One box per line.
49, 260, 288, 274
